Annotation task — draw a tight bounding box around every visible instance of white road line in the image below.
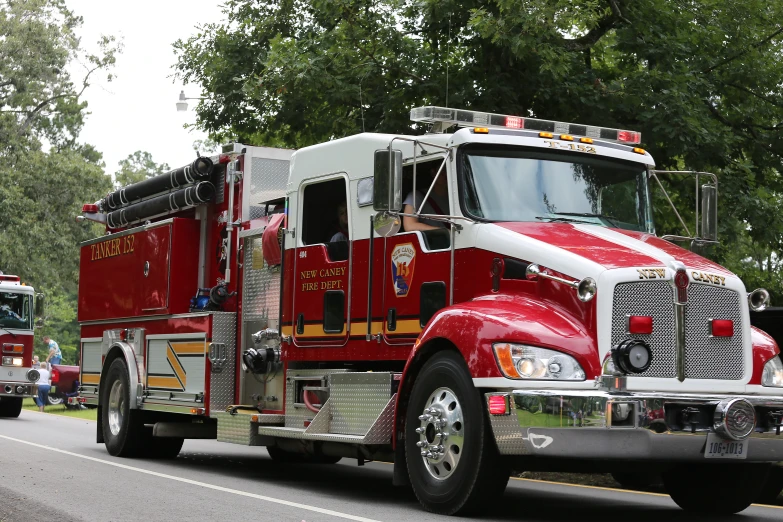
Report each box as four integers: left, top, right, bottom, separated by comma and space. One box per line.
0, 434, 381, 522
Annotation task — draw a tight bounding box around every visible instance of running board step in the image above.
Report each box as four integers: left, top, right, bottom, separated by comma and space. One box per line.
259, 394, 396, 445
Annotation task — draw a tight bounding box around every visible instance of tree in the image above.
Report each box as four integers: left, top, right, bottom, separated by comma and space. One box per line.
115, 150, 170, 188
0, 0, 119, 351
175, 0, 783, 296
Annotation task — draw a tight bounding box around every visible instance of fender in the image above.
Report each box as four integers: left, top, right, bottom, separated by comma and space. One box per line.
100, 341, 143, 409
750, 326, 780, 385
393, 294, 598, 446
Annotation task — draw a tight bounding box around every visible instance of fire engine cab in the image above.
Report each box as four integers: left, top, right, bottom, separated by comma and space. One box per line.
77, 107, 783, 516
0, 274, 44, 418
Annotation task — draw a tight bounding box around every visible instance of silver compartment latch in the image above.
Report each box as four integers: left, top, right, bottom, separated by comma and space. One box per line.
208, 343, 227, 373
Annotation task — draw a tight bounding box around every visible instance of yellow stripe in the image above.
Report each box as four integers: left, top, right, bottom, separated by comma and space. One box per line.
81, 373, 100, 384
166, 344, 187, 388
147, 376, 182, 389
346, 322, 382, 337
387, 319, 422, 335
170, 342, 204, 355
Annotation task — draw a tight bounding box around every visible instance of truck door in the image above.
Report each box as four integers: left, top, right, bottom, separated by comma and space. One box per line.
291, 177, 350, 346
381, 166, 452, 345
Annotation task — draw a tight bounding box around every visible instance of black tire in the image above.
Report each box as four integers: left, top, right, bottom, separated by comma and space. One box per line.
611, 471, 659, 489
663, 463, 771, 515
756, 466, 783, 504
405, 351, 510, 515
0, 397, 23, 418
266, 445, 341, 464
101, 358, 144, 457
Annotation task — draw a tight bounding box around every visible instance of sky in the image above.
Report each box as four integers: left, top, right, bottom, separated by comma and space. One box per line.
66, 0, 226, 176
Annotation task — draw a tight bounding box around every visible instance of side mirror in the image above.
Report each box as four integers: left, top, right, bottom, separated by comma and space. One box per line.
34, 293, 45, 326
373, 149, 402, 212
700, 184, 717, 242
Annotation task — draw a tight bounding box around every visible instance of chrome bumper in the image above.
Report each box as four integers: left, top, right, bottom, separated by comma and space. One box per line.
0, 381, 36, 398
486, 389, 783, 461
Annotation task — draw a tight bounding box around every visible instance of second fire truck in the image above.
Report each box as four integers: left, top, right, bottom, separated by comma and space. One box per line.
77, 107, 783, 515
0, 274, 44, 417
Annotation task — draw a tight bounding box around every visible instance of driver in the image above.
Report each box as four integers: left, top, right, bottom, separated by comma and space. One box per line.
0, 304, 21, 321
402, 166, 449, 232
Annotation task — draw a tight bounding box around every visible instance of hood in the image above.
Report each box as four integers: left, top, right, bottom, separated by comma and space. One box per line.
481, 222, 732, 278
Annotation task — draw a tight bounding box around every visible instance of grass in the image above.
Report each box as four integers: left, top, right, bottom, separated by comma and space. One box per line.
22, 397, 97, 420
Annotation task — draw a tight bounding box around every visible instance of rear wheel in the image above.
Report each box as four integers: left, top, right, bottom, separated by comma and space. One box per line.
663, 463, 770, 515
405, 351, 509, 515
101, 358, 144, 457
47, 394, 64, 406
0, 397, 23, 418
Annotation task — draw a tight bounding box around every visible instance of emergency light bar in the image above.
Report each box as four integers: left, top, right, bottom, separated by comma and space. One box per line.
410, 106, 642, 145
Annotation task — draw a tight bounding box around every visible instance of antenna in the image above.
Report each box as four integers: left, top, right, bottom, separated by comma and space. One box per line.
446, 13, 451, 108
359, 76, 366, 133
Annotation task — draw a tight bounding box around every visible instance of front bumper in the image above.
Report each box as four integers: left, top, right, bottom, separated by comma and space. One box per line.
486, 389, 783, 462
0, 381, 36, 398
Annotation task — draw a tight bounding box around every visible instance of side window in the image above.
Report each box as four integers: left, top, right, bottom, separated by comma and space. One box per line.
301, 178, 349, 247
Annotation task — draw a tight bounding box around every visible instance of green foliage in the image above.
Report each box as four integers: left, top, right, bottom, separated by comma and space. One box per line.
175, 0, 783, 298
114, 150, 170, 188
0, 0, 119, 352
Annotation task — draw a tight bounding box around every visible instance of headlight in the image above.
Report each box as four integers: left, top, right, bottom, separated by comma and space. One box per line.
493, 343, 585, 381
12, 357, 22, 367
762, 356, 783, 387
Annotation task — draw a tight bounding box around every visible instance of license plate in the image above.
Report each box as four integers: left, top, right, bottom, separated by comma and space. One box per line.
705, 432, 748, 459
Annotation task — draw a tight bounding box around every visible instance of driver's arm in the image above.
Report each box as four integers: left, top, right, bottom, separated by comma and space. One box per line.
402, 204, 439, 232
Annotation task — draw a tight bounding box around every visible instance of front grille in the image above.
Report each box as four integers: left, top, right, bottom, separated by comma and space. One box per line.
611, 281, 744, 380
684, 284, 743, 379
611, 281, 676, 378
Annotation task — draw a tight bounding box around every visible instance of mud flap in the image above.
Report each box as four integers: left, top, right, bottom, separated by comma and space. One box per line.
96, 406, 104, 443
392, 435, 410, 487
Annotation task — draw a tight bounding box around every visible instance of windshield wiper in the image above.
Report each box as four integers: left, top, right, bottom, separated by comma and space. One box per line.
535, 216, 595, 224
547, 212, 622, 228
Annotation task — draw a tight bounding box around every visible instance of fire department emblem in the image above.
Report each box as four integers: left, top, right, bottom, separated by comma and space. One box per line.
391, 243, 416, 297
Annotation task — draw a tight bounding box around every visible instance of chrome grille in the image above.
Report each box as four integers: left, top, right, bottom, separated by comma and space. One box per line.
611, 281, 744, 380
611, 281, 676, 378
684, 284, 743, 379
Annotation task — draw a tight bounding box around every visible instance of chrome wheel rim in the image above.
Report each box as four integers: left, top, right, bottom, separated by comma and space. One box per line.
416, 387, 464, 480
108, 379, 124, 436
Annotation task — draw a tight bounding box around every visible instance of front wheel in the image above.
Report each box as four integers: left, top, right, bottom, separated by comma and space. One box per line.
0, 397, 23, 418
756, 466, 783, 504
405, 351, 509, 515
101, 358, 144, 457
663, 463, 771, 515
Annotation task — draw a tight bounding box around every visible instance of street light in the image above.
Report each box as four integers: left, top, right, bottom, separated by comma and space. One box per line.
176, 90, 206, 112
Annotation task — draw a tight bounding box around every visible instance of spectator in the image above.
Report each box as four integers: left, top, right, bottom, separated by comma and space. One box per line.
43, 336, 62, 365
34, 362, 51, 412
32, 355, 40, 369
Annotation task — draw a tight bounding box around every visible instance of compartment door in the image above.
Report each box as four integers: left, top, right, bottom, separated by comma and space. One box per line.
140, 224, 172, 313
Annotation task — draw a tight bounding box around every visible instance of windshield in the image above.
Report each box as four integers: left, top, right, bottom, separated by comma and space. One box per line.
459, 145, 654, 233
0, 292, 32, 330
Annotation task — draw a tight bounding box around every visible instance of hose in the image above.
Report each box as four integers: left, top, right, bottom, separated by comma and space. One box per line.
303, 389, 322, 413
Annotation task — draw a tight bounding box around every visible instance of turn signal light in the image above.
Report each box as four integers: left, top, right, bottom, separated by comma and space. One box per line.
190, 407, 205, 415
628, 315, 653, 335
2, 343, 24, 354
711, 319, 734, 337
488, 395, 509, 415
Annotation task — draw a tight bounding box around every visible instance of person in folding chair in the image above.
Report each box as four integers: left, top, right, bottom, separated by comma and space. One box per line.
401, 166, 449, 232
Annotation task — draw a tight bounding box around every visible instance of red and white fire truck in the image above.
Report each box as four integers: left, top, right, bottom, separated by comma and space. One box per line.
77, 107, 783, 515
0, 274, 44, 417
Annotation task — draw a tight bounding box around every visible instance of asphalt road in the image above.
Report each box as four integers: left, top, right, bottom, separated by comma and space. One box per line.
1, 411, 781, 522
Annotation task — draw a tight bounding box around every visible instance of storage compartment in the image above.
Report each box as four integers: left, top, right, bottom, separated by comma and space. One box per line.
78, 218, 200, 321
